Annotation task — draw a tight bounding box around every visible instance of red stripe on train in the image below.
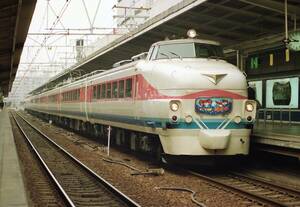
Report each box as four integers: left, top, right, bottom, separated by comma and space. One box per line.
136, 74, 247, 100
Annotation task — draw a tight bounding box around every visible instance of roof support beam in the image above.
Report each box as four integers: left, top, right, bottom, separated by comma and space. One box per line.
239, 0, 300, 16
226, 32, 285, 53
205, 2, 284, 24
9, 0, 22, 92
0, 3, 18, 12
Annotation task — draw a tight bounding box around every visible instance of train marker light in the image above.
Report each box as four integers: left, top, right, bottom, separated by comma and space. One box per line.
245, 102, 254, 112
234, 116, 242, 124
170, 102, 179, 111
187, 29, 197, 38
171, 115, 178, 122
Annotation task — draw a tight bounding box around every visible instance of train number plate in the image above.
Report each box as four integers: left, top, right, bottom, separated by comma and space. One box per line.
195, 97, 232, 115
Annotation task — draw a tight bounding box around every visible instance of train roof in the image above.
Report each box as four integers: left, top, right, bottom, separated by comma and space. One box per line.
151, 38, 220, 47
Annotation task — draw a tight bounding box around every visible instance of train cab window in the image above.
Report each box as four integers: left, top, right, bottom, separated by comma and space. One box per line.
112, 82, 118, 98
195, 43, 224, 58
147, 46, 154, 60
154, 42, 224, 60
101, 84, 106, 98
97, 85, 101, 99
119, 80, 124, 98
156, 43, 194, 59
93, 86, 97, 99
125, 78, 132, 97
107, 83, 112, 98
150, 46, 158, 60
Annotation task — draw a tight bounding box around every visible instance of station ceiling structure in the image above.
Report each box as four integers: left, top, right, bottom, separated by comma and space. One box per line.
32, 0, 300, 94
0, 0, 36, 96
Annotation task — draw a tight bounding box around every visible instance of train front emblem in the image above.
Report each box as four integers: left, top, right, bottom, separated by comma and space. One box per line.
195, 97, 232, 115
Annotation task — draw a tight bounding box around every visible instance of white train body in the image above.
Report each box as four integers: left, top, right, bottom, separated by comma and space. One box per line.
25, 39, 256, 157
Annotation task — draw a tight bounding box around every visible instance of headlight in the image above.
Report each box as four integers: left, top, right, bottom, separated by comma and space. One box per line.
170, 102, 179, 111
234, 116, 242, 124
245, 102, 254, 112
185, 115, 193, 123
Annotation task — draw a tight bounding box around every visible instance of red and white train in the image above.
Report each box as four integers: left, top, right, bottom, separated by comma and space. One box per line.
25, 38, 257, 160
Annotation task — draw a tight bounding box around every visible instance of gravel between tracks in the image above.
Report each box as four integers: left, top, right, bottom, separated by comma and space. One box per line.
21, 111, 259, 207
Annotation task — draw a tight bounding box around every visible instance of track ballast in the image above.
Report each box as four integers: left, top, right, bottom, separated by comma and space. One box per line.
12, 111, 140, 207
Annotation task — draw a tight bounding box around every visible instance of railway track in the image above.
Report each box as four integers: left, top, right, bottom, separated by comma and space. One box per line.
12, 112, 140, 207
189, 170, 300, 207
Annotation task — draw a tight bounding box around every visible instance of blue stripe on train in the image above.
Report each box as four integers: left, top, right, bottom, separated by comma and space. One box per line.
35, 108, 251, 129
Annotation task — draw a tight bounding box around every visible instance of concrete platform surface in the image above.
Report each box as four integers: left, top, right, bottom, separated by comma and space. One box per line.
253, 122, 300, 150
0, 109, 28, 207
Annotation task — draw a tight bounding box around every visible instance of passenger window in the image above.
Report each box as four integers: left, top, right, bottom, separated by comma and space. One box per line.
101, 84, 106, 98
106, 83, 111, 98
125, 78, 132, 97
119, 80, 124, 98
93, 86, 97, 99
112, 82, 118, 98
97, 85, 101, 99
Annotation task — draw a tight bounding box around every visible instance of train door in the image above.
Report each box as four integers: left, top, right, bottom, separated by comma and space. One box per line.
83, 79, 90, 122
133, 75, 139, 119
80, 85, 85, 121
59, 88, 62, 113
87, 81, 93, 121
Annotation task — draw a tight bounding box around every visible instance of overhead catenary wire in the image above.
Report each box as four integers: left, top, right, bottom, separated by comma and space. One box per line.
11, 0, 72, 97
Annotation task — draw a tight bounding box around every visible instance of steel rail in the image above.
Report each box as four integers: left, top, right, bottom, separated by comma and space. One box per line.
230, 171, 300, 196
12, 112, 75, 207
188, 170, 297, 207
12, 112, 140, 207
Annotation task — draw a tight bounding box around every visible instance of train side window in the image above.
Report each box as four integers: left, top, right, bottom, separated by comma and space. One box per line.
107, 82, 111, 98
112, 81, 118, 98
97, 85, 101, 99
119, 80, 124, 98
125, 78, 132, 97
93, 86, 97, 99
101, 84, 106, 98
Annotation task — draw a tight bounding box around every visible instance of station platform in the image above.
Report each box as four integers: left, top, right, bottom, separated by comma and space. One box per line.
0, 108, 28, 207
252, 121, 300, 158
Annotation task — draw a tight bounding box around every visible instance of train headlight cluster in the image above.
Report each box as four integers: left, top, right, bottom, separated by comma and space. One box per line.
170, 102, 179, 112
245, 102, 254, 112
187, 29, 197, 38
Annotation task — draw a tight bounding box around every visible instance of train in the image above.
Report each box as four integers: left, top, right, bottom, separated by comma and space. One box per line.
25, 37, 257, 162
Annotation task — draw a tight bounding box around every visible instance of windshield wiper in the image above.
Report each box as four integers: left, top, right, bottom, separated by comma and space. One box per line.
168, 51, 182, 60
159, 52, 171, 59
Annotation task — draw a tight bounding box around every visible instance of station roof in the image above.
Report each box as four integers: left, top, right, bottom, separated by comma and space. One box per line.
31, 0, 300, 95
0, 0, 36, 96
